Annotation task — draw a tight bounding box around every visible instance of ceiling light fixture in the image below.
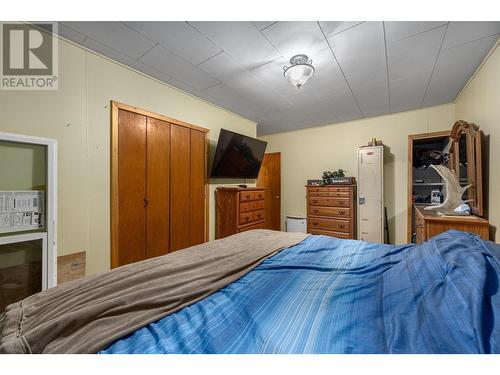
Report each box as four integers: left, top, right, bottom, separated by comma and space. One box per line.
283, 54, 315, 89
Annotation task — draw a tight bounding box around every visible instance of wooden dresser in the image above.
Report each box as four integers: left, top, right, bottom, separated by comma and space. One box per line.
306, 185, 357, 239
216, 187, 266, 239
414, 205, 489, 243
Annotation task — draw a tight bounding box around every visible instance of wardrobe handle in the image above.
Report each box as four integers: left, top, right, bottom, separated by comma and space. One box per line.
144, 197, 149, 207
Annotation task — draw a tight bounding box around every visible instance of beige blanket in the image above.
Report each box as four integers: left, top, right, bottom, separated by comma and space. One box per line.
0, 230, 309, 354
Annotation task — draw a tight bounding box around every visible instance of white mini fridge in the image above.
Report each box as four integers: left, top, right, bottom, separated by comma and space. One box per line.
357, 145, 384, 243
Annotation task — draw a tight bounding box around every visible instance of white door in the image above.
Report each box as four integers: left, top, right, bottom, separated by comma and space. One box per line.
358, 146, 384, 243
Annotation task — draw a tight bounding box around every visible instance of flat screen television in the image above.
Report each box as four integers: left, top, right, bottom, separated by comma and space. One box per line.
210, 129, 267, 179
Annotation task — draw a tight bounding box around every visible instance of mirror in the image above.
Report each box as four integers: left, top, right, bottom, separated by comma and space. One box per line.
449, 120, 483, 216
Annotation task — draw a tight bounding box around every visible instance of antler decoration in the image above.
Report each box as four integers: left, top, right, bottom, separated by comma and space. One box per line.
424, 165, 472, 216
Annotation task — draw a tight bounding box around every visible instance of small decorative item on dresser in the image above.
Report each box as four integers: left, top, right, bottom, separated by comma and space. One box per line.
307, 179, 322, 186
367, 138, 384, 147
321, 169, 355, 185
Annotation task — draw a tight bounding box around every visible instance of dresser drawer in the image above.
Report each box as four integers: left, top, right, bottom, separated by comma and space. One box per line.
308, 187, 328, 193
239, 190, 265, 202
328, 190, 350, 198
309, 206, 351, 218
308, 228, 350, 239
240, 200, 265, 213
239, 210, 264, 225
309, 191, 329, 197
308, 197, 350, 208
308, 218, 350, 233
238, 221, 265, 233
328, 186, 349, 192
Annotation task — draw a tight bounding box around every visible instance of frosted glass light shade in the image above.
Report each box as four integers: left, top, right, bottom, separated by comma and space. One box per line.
283, 55, 315, 89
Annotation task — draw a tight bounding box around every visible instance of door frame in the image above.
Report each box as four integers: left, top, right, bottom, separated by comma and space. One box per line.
110, 101, 209, 268
407, 130, 451, 242
256, 152, 281, 231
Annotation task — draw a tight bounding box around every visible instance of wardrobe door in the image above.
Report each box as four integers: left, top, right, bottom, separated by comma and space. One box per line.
146, 118, 170, 258
170, 124, 191, 251
190, 129, 206, 246
117, 109, 147, 267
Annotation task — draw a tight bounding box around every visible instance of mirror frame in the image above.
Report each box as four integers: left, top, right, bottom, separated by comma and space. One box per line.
449, 120, 483, 216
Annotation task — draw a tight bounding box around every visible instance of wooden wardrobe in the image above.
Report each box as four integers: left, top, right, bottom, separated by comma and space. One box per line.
111, 101, 208, 268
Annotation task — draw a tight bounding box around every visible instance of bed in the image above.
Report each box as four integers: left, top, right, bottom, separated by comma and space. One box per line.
1, 229, 499, 354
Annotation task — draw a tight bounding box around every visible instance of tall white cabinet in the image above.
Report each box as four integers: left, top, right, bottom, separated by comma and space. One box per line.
357, 146, 384, 243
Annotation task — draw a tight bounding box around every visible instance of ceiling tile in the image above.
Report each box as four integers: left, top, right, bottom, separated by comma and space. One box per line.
328, 22, 387, 78
189, 21, 281, 69
442, 22, 500, 49
61, 22, 156, 59
167, 79, 216, 103
347, 70, 390, 117
389, 72, 429, 113
262, 21, 327, 58
204, 83, 261, 120
387, 25, 446, 82
198, 52, 246, 81
52, 23, 87, 44
318, 22, 364, 38
124, 22, 222, 65
319, 83, 364, 123
249, 57, 298, 97
287, 91, 339, 124
384, 21, 447, 43
327, 22, 388, 117
139, 45, 220, 91
423, 35, 498, 106
252, 21, 277, 31
82, 37, 172, 83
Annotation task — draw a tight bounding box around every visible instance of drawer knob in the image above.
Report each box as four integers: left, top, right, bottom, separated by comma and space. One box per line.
313, 209, 319, 213
246, 194, 251, 199
313, 200, 318, 204
245, 216, 250, 221
313, 222, 319, 226
338, 224, 345, 229
339, 210, 345, 215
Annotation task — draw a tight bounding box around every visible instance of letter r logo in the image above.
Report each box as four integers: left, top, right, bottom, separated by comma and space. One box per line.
2, 23, 53, 75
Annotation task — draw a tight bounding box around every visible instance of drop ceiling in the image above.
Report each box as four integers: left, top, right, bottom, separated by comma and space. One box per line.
53, 21, 499, 135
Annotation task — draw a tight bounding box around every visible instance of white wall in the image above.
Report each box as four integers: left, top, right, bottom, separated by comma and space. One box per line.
455, 41, 500, 242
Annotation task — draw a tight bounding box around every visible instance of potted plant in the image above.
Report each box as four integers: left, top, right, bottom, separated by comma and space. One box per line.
322, 169, 345, 185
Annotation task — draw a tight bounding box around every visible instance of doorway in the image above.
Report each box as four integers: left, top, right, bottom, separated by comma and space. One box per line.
256, 152, 281, 231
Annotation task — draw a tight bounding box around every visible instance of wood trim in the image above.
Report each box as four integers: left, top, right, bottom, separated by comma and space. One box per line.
407, 130, 451, 243
111, 101, 119, 269
205, 134, 209, 241
112, 101, 209, 133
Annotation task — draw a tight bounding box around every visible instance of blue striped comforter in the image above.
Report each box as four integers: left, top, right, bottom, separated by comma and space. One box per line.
100, 230, 500, 354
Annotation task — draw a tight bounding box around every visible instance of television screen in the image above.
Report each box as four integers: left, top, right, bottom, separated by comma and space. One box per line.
210, 129, 267, 178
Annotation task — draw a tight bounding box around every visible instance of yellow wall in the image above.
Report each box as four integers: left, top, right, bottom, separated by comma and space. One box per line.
455, 41, 500, 242
259, 104, 455, 245
0, 37, 256, 276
